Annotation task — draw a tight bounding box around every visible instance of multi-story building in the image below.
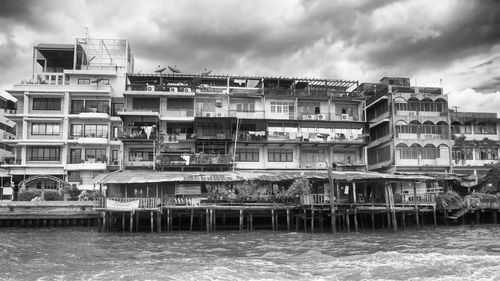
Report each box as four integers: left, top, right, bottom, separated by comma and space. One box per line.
3, 38, 133, 190
450, 111, 500, 184
0, 95, 16, 160
123, 73, 367, 172
3, 37, 368, 192
360, 77, 452, 174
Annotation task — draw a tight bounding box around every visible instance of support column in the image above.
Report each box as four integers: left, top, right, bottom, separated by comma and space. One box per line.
413, 182, 420, 230
239, 209, 243, 232
387, 183, 398, 232
271, 209, 275, 231
206, 209, 210, 233
190, 209, 194, 232
157, 211, 162, 233
150, 211, 154, 233
122, 212, 126, 232
433, 205, 437, 229
136, 210, 139, 232
130, 211, 133, 233
311, 208, 315, 233
286, 209, 291, 232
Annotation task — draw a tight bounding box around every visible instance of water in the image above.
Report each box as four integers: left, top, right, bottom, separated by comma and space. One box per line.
1, 226, 500, 281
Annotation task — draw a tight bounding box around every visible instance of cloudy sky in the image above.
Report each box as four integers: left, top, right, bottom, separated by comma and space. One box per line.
1, 0, 499, 113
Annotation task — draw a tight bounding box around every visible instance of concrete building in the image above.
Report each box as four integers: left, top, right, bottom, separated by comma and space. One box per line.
3, 38, 133, 190
450, 111, 500, 184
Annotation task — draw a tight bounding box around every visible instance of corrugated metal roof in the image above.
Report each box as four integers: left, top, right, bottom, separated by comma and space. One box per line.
93, 169, 434, 184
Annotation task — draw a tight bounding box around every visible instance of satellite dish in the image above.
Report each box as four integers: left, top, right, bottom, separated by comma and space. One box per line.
168, 65, 181, 73
155, 66, 167, 73
201, 70, 212, 76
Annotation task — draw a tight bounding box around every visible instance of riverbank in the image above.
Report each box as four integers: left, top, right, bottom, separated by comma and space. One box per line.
1, 200, 499, 232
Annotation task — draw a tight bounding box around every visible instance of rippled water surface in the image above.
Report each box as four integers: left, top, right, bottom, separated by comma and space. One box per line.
1, 226, 500, 280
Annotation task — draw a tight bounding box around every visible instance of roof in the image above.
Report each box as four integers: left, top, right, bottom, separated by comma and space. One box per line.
93, 169, 434, 185
35, 43, 75, 50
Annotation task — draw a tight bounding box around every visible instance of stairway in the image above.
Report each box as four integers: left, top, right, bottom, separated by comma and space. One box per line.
447, 208, 469, 220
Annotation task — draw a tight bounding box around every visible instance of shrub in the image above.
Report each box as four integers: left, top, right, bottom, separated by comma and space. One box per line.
436, 190, 463, 209
286, 177, 311, 197
43, 190, 61, 201
17, 190, 42, 201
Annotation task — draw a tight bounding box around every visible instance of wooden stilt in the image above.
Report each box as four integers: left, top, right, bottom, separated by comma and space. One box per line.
433, 205, 437, 229
212, 209, 216, 231
387, 183, 398, 232
190, 209, 194, 231
177, 214, 181, 231
239, 209, 243, 232
353, 208, 358, 232
319, 213, 324, 232
150, 211, 154, 233
157, 211, 161, 233
311, 208, 314, 233
122, 212, 126, 232
303, 209, 307, 232
413, 182, 420, 230
476, 211, 480, 225
103, 212, 107, 232
286, 209, 291, 232
98, 214, 102, 232
402, 209, 406, 230
222, 213, 226, 230
271, 209, 275, 231
493, 211, 498, 224
206, 209, 210, 233
250, 212, 253, 231
295, 213, 299, 232
136, 210, 139, 232
346, 211, 350, 233
130, 211, 133, 233
371, 210, 375, 231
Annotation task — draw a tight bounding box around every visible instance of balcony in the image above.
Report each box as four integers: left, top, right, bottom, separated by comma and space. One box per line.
156, 153, 233, 171
161, 109, 195, 121
196, 130, 232, 140
452, 159, 498, 167
161, 133, 196, 143
69, 135, 109, 144
1, 157, 21, 166
66, 157, 108, 171
119, 130, 157, 141
10, 76, 113, 94
125, 84, 194, 96
70, 106, 110, 119
117, 108, 160, 117
266, 130, 366, 145
229, 110, 265, 119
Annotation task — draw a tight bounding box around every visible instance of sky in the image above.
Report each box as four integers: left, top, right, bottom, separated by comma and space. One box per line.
0, 0, 499, 113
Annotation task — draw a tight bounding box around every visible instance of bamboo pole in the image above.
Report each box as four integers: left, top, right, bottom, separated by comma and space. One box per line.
388, 183, 398, 232
433, 205, 437, 229
353, 182, 358, 232
157, 211, 161, 233
190, 209, 194, 232
239, 209, 243, 232
206, 209, 210, 233
271, 209, 275, 231
150, 211, 154, 233
311, 208, 314, 233
414, 182, 420, 230
122, 212, 126, 232
136, 210, 139, 232
384, 184, 392, 230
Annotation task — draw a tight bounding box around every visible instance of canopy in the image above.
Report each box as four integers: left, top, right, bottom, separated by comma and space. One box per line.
93, 169, 434, 185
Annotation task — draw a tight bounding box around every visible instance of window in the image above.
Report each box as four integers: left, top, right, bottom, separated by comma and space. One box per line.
129, 148, 153, 161
70, 124, 83, 138
84, 124, 108, 138
78, 78, 90, 85
270, 101, 294, 114
268, 148, 293, 162
236, 102, 255, 112
333, 151, 356, 163
71, 100, 84, 114
32, 98, 61, 110
28, 147, 60, 161
112, 103, 124, 116
85, 148, 107, 162
31, 123, 60, 135
112, 150, 119, 162
68, 171, 81, 182
235, 148, 259, 162
302, 150, 326, 163
69, 149, 81, 164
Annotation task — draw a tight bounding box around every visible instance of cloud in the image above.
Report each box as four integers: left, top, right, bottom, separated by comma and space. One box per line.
447, 88, 500, 115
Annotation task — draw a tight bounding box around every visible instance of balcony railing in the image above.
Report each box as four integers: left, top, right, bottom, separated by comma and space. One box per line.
402, 193, 438, 204
156, 153, 233, 166
1, 157, 21, 165
196, 130, 232, 140
119, 130, 157, 140
67, 156, 108, 164
71, 106, 110, 115
163, 109, 195, 118
95, 197, 162, 209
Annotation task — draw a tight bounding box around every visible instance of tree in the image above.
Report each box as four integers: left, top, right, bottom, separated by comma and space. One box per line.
478, 162, 500, 194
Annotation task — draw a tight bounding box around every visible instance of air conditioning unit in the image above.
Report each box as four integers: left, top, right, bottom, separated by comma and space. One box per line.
341, 114, 349, 120
305, 114, 314, 120
183, 87, 190, 92
169, 87, 178, 92
113, 160, 119, 165
316, 114, 326, 120
217, 112, 224, 117
408, 111, 417, 116
206, 112, 212, 117
146, 85, 155, 92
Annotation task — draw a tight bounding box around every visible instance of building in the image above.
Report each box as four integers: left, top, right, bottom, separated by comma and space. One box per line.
3, 38, 133, 191
450, 111, 500, 184
360, 77, 452, 174
0, 95, 16, 199
3, 37, 369, 194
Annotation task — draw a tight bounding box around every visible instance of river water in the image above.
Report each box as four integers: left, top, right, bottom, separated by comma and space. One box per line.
1, 226, 499, 281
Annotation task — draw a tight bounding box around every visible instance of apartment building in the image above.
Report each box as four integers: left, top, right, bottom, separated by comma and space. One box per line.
123, 73, 367, 172
0, 96, 16, 160
450, 111, 500, 184
3, 38, 133, 190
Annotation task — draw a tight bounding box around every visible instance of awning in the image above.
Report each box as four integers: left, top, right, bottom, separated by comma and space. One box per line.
93, 169, 434, 185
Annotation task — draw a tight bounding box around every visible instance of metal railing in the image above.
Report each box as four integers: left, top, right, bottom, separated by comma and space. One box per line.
402, 193, 437, 204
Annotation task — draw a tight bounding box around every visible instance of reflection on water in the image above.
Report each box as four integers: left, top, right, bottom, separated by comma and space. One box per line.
1, 226, 500, 280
